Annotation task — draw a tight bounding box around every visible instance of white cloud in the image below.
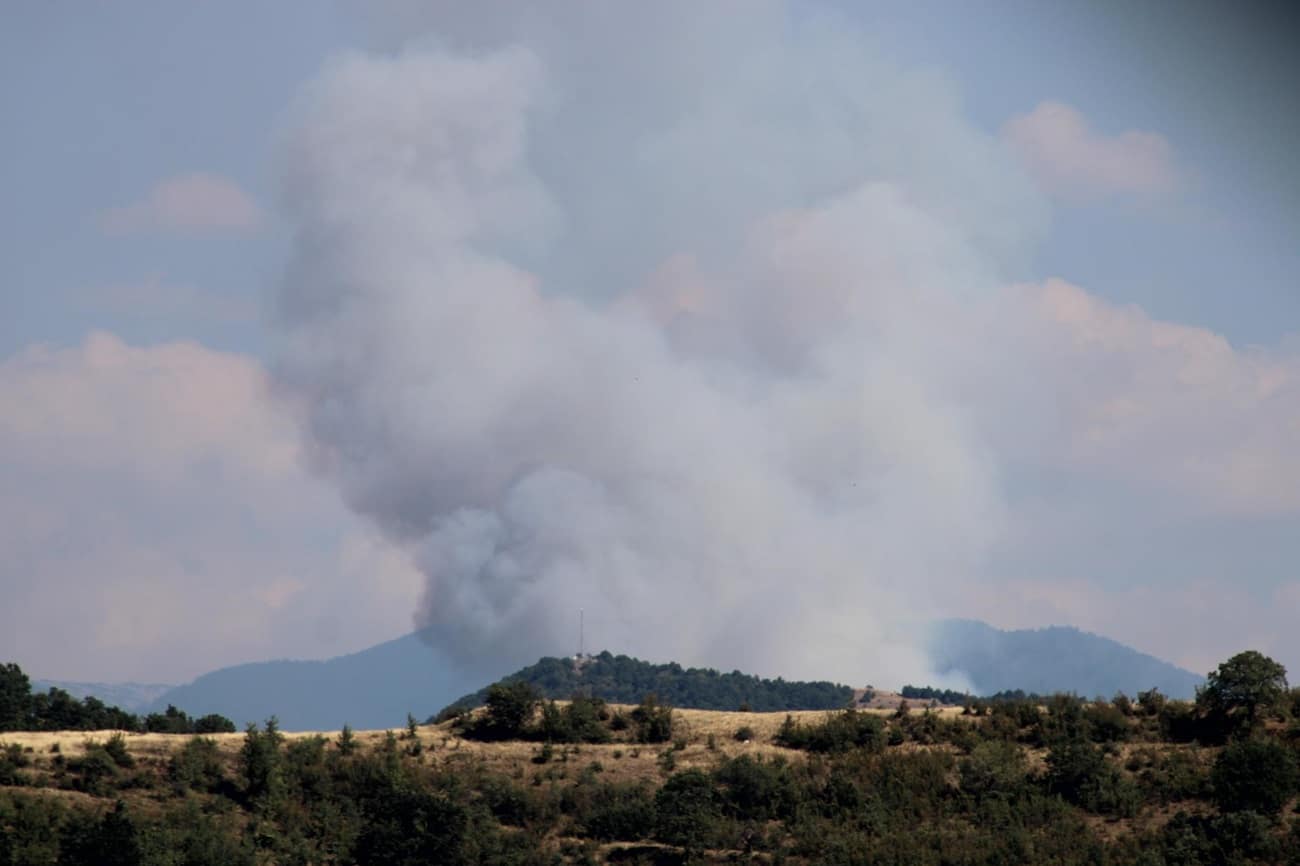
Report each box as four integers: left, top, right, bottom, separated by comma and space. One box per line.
0, 333, 421, 683
1016, 278, 1300, 516
1002, 101, 1179, 200
98, 172, 261, 234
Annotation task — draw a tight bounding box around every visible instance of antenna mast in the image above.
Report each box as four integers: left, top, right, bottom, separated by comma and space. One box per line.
579, 608, 584, 658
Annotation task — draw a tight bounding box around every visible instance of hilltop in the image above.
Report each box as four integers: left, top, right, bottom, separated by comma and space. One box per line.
122, 619, 1203, 731
436, 651, 855, 719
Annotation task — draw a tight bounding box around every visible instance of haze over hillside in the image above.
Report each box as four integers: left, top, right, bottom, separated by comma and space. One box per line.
929, 620, 1204, 700
147, 633, 480, 731
134, 620, 1203, 730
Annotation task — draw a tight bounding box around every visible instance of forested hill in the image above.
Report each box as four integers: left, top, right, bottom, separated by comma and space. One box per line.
437, 651, 854, 717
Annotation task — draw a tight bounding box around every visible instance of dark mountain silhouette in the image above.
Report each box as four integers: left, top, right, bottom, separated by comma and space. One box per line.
927, 619, 1204, 699
436, 651, 855, 718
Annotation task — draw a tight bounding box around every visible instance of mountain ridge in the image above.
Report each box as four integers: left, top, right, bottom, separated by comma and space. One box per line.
133, 619, 1204, 730
929, 619, 1203, 700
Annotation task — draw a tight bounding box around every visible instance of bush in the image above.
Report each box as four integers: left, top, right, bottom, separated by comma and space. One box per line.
193, 714, 236, 734
170, 737, 223, 792
468, 681, 539, 740
775, 710, 885, 753
631, 695, 673, 744
1129, 746, 1211, 804
145, 704, 194, 734
536, 696, 612, 744
1045, 738, 1139, 817
712, 755, 798, 822
1162, 810, 1281, 865
960, 740, 1027, 800
102, 733, 134, 769
1211, 737, 1299, 814
240, 718, 284, 804
0, 742, 29, 785
72, 746, 118, 795
654, 770, 722, 852
582, 783, 657, 841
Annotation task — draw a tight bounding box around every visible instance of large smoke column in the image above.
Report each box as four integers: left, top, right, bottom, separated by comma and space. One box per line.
273, 3, 1046, 685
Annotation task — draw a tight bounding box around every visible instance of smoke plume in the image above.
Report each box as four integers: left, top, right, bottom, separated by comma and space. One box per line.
273, 2, 1047, 685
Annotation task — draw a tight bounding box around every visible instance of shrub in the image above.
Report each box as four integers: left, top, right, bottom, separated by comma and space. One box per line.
0, 742, 29, 785
170, 736, 223, 793
460, 681, 540, 741
733, 725, 754, 742
960, 740, 1027, 800
1211, 737, 1299, 814
240, 718, 284, 804
336, 724, 357, 755
655, 770, 722, 852
775, 710, 885, 753
631, 695, 673, 744
1045, 738, 1139, 817
582, 783, 657, 841
193, 713, 236, 734
102, 733, 134, 769
712, 755, 798, 822
536, 696, 612, 744
73, 746, 119, 795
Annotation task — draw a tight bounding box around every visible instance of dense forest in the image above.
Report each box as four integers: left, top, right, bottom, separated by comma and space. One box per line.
437, 652, 856, 718
0, 663, 233, 735
1, 650, 1298, 864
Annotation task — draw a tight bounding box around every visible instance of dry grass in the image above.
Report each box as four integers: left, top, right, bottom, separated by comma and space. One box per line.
0, 705, 916, 791
0, 703, 978, 795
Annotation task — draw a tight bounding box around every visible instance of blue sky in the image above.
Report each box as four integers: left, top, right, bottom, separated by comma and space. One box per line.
2, 2, 1297, 685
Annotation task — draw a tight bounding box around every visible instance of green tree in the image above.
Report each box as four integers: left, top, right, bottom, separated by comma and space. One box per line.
240, 717, 284, 805
483, 681, 539, 738
145, 704, 194, 734
632, 694, 674, 744
1198, 651, 1288, 733
193, 713, 236, 734
0, 663, 32, 730
61, 800, 142, 866
336, 724, 357, 755
1211, 737, 1299, 814
654, 769, 721, 854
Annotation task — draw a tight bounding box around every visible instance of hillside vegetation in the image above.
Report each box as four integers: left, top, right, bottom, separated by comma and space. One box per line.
1, 651, 1298, 865
124, 622, 1203, 731
438, 651, 856, 719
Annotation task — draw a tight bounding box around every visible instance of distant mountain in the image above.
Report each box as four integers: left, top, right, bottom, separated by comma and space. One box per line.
438, 651, 855, 718
927, 620, 1204, 700
32, 680, 173, 713
143, 619, 1203, 732
147, 633, 481, 731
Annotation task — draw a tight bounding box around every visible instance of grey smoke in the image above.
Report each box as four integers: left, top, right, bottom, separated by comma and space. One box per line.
273, 2, 1046, 686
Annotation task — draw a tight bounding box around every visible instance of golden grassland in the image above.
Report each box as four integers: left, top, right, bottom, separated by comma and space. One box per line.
0, 704, 973, 793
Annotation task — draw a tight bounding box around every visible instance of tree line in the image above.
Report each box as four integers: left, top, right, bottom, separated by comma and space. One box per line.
436, 650, 855, 719
0, 663, 233, 735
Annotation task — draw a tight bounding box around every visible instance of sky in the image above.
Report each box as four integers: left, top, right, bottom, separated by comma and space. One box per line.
2, 1, 1298, 687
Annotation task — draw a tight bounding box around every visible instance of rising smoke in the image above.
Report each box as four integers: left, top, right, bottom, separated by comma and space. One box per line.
272, 2, 1047, 686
